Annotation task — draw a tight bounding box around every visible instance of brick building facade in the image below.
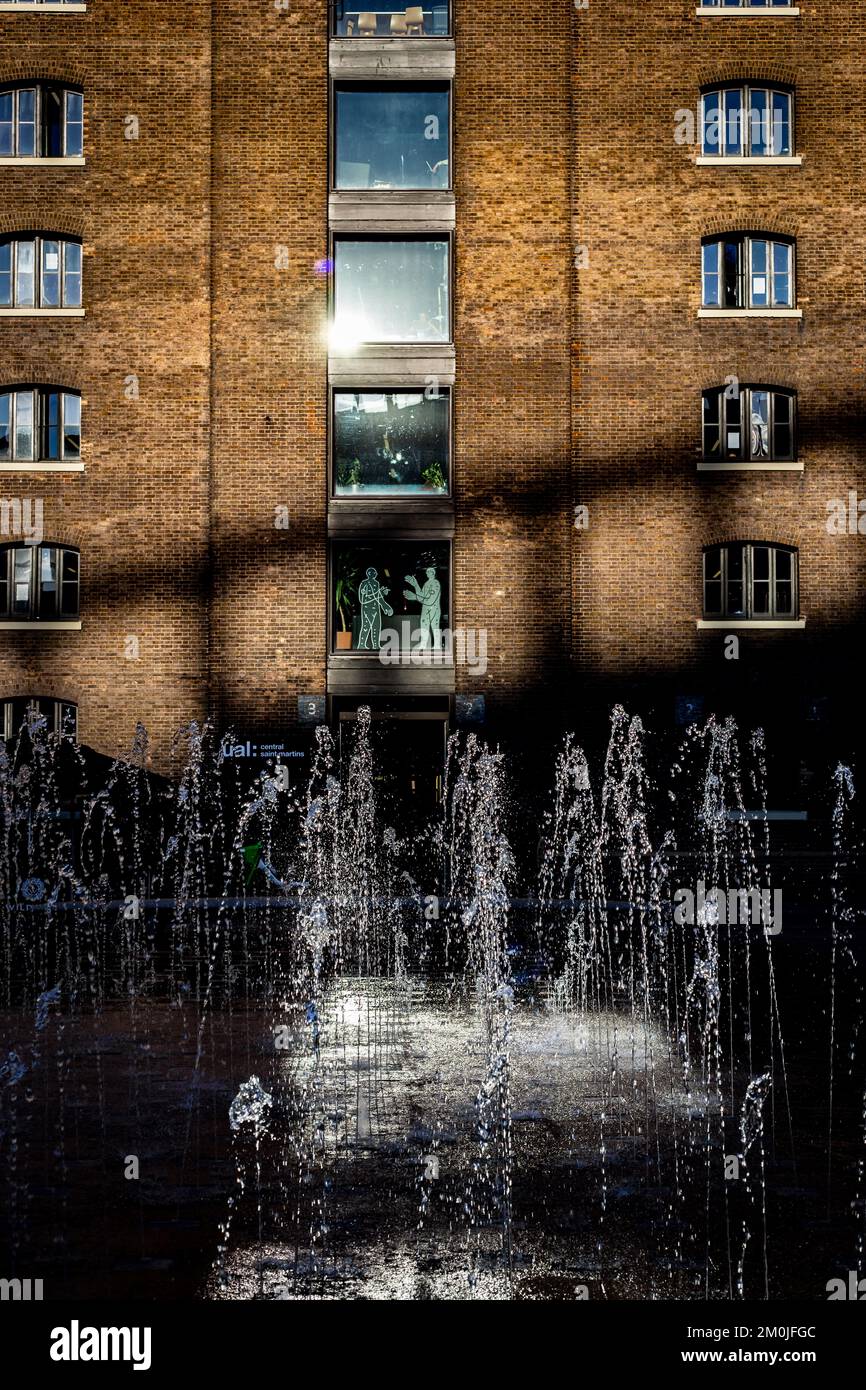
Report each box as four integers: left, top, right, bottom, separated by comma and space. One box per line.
0, 1, 862, 797
574, 1, 866, 793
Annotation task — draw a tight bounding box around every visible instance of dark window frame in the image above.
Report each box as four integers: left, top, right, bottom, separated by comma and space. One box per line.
329, 386, 453, 499
702, 542, 798, 620
330, 231, 454, 346
331, 2, 452, 38
328, 537, 454, 656
0, 383, 81, 462
701, 384, 796, 462
1, 695, 77, 740
330, 80, 453, 193
0, 542, 80, 621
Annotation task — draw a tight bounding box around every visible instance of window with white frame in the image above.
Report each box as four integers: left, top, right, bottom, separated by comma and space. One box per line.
0, 387, 81, 462
702, 234, 793, 308
0, 236, 82, 308
0, 84, 83, 158
701, 85, 792, 157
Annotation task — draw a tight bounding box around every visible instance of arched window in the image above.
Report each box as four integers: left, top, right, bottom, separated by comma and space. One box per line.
702, 233, 793, 308
703, 543, 798, 620
0, 235, 82, 308
1, 695, 77, 740
701, 84, 792, 158
0, 83, 83, 158
0, 386, 81, 463
0, 542, 79, 620
702, 385, 795, 461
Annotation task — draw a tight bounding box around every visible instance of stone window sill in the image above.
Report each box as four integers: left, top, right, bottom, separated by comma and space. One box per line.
0, 460, 84, 472
697, 618, 806, 629
695, 156, 802, 167
0, 2, 86, 8
698, 308, 801, 319
0, 307, 84, 317
0, 620, 81, 630
697, 460, 804, 472
0, 156, 84, 167
695, 6, 799, 14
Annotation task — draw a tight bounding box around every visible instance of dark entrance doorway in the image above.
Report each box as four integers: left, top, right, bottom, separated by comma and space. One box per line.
336, 700, 449, 821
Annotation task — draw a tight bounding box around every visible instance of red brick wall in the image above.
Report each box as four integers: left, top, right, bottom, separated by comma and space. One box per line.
572, 2, 866, 736
3, 1, 863, 774
455, 1, 574, 731
209, 0, 328, 743
0, 1, 211, 768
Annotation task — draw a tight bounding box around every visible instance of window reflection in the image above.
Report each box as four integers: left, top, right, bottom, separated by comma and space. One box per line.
0, 543, 80, 620
702, 544, 798, 620
702, 86, 792, 157
333, 390, 449, 494
333, 541, 449, 652
0, 83, 83, 158
333, 4, 451, 37
335, 84, 449, 190
0, 388, 81, 461
0, 237, 82, 309
333, 237, 450, 343
702, 386, 795, 461
702, 235, 793, 309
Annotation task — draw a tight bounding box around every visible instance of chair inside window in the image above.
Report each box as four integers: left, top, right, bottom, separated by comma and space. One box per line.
390, 13, 408, 33
405, 6, 425, 34
358, 12, 378, 35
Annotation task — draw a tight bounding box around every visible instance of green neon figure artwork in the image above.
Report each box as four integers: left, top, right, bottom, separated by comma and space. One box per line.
358, 567, 394, 650
242, 842, 262, 888
404, 566, 442, 649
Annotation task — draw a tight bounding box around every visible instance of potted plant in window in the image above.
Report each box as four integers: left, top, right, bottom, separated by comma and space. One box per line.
421, 462, 447, 494
335, 554, 360, 650
337, 457, 363, 495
